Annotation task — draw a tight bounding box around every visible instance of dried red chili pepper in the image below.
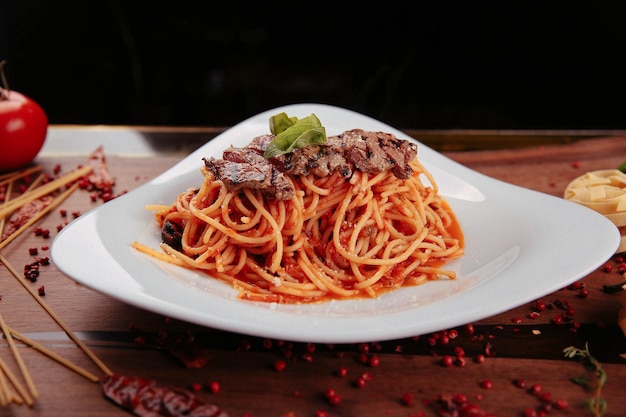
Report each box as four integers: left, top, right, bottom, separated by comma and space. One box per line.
101, 374, 229, 417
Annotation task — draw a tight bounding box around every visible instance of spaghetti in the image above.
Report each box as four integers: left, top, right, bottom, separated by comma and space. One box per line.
134, 132, 464, 303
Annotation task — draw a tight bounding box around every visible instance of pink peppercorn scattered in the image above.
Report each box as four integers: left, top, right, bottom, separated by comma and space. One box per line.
529, 383, 542, 395
554, 398, 568, 410
513, 379, 526, 389
368, 355, 380, 367
274, 360, 287, 372
37, 285, 45, 296
480, 380, 493, 389
28, 247, 38, 256
353, 376, 366, 388
401, 392, 414, 406
324, 388, 341, 406
208, 381, 220, 394
441, 355, 454, 367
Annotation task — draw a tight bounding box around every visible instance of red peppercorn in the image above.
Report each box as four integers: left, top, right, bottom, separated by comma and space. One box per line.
474, 354, 485, 364
353, 376, 366, 388
447, 329, 459, 339
401, 392, 414, 406
513, 379, 526, 389
529, 383, 542, 395
327, 394, 341, 406
480, 380, 493, 389
539, 392, 552, 403
554, 398, 568, 410
464, 323, 475, 335
274, 360, 287, 372
578, 288, 589, 298
368, 355, 380, 367
28, 247, 38, 256
361, 371, 374, 381
208, 381, 220, 394
602, 263, 613, 273
523, 409, 538, 417
568, 281, 582, 290
441, 355, 454, 367
37, 285, 45, 296
512, 317, 523, 324
336, 367, 348, 377
315, 411, 329, 417
190, 383, 202, 392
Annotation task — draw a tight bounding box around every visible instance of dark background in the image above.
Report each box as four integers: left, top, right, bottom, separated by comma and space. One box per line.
2, 1, 626, 130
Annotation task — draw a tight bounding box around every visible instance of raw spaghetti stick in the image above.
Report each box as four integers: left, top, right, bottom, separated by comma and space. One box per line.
0, 314, 37, 400
0, 183, 79, 250
8, 328, 99, 383
0, 255, 113, 376
0, 354, 32, 407
0, 165, 92, 220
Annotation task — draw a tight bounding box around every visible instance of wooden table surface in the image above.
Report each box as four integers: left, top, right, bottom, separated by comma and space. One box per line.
1, 126, 626, 417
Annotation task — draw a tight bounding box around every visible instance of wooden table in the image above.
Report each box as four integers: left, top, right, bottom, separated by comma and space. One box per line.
1, 126, 625, 417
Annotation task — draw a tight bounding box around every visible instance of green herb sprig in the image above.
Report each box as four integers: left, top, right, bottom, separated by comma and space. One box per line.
563, 343, 607, 416
263, 112, 326, 159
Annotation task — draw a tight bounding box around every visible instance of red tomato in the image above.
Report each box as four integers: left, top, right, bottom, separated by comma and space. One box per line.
0, 89, 48, 172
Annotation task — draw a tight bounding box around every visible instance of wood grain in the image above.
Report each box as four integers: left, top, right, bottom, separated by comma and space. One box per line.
0, 134, 625, 416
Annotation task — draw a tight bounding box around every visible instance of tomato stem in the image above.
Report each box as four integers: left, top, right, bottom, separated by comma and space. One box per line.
0, 59, 10, 100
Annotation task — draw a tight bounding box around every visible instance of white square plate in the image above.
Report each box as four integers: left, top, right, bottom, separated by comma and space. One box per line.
52, 104, 620, 343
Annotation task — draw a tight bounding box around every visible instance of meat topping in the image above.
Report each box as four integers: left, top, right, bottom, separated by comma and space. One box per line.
204, 129, 417, 200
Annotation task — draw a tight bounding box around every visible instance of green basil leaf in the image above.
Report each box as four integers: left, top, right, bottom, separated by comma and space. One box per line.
269, 112, 299, 135
264, 113, 326, 159
618, 161, 626, 173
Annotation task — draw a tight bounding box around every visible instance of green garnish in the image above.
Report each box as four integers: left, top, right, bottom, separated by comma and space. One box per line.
564, 343, 607, 416
264, 112, 326, 159
618, 161, 626, 173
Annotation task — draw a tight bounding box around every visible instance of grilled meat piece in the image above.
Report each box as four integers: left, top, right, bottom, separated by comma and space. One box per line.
204, 129, 417, 200
277, 129, 417, 180
204, 136, 294, 200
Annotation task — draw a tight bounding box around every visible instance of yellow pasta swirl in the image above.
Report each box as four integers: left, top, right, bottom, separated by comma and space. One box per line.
564, 169, 626, 253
